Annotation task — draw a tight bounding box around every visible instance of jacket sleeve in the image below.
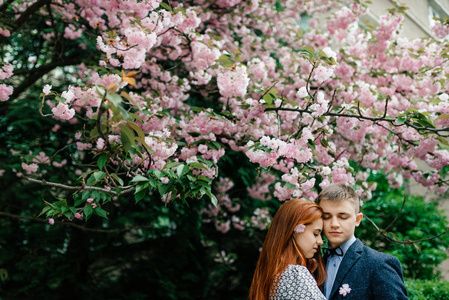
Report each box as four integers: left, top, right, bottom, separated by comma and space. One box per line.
371, 255, 408, 299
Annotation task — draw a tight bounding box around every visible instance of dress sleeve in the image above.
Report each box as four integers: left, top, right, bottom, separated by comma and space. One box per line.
272, 265, 326, 300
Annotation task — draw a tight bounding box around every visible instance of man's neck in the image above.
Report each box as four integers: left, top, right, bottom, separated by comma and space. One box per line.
329, 236, 356, 250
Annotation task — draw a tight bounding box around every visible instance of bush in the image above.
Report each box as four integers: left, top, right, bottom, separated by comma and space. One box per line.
405, 278, 449, 300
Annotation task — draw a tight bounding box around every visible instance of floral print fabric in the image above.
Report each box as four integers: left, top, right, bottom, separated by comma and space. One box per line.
272, 265, 326, 300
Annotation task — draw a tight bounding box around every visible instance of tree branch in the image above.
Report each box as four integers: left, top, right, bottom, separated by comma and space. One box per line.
23, 176, 135, 196
0, 211, 153, 233
11, 55, 84, 99
265, 106, 449, 136
0, 0, 51, 42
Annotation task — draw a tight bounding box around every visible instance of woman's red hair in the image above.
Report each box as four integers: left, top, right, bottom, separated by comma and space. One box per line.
248, 198, 326, 300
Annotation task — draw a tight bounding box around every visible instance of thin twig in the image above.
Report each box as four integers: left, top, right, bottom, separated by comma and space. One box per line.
363, 214, 449, 245
384, 196, 407, 231
258, 81, 278, 101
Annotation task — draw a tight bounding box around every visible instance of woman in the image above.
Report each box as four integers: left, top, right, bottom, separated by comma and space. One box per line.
249, 198, 326, 300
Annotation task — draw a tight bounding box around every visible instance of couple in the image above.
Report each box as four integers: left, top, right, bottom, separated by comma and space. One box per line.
249, 183, 408, 299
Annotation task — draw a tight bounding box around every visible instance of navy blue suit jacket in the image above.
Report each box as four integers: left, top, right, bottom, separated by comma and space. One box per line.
327, 238, 408, 299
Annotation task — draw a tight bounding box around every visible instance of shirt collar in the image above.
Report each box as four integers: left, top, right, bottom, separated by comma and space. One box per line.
339, 235, 356, 256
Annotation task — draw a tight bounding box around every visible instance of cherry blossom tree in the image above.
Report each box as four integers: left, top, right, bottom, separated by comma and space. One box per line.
1, 0, 449, 297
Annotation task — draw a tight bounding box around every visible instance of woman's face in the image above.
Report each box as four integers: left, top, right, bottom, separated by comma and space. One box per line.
293, 218, 324, 259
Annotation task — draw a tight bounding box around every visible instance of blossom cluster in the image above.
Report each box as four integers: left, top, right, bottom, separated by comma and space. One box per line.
0, 63, 14, 101
11, 0, 449, 232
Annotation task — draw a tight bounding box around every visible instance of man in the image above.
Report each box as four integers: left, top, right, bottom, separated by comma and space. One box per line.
316, 183, 408, 299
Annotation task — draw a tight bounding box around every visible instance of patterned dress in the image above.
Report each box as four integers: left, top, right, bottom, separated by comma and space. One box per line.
271, 265, 326, 300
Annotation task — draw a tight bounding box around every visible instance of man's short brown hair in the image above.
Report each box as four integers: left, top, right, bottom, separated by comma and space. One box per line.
316, 183, 360, 213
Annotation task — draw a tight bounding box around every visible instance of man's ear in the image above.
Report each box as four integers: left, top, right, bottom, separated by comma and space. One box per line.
355, 213, 363, 227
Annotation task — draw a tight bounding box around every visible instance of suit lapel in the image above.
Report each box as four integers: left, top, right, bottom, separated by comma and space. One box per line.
329, 239, 363, 299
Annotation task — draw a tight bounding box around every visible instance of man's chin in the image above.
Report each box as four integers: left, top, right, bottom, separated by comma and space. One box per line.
327, 238, 343, 248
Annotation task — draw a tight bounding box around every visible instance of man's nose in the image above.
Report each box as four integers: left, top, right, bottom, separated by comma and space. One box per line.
330, 217, 340, 228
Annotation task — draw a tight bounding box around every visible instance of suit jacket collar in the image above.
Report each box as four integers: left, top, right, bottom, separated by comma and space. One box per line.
329, 238, 364, 299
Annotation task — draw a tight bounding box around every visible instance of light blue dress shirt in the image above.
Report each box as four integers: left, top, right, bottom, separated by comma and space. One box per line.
324, 236, 356, 299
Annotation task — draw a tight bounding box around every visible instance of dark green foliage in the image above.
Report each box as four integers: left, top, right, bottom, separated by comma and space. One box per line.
405, 278, 449, 300
357, 171, 449, 279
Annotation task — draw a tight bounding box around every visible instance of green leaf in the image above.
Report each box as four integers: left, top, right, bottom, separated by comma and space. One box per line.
164, 162, 182, 169
106, 92, 123, 107
74, 197, 85, 206
176, 164, 186, 177
135, 136, 154, 155
436, 114, 449, 120
135, 189, 147, 203
158, 182, 173, 196
151, 169, 163, 179
215, 55, 233, 64
211, 141, 222, 149
302, 46, 315, 55
94, 207, 108, 219
90, 126, 99, 138
188, 162, 206, 169
160, 2, 172, 11
308, 139, 316, 150
119, 125, 136, 153
197, 175, 210, 182
395, 117, 407, 124
84, 205, 94, 221
135, 182, 149, 194
38, 206, 51, 217
93, 171, 106, 182
131, 175, 149, 182
204, 189, 218, 206
437, 136, 449, 146
76, 169, 96, 182
127, 121, 146, 140
97, 154, 108, 170
320, 138, 329, 148
110, 173, 124, 186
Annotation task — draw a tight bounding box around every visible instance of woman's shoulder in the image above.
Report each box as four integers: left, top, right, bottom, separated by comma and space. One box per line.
283, 264, 310, 276
279, 264, 315, 284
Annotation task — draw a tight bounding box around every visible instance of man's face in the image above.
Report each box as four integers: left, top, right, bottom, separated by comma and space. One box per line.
320, 199, 363, 248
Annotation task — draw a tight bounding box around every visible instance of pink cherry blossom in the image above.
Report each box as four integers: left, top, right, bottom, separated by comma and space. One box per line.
21, 163, 38, 175
51, 102, 75, 120
217, 65, 250, 98
294, 223, 306, 233
0, 84, 13, 101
